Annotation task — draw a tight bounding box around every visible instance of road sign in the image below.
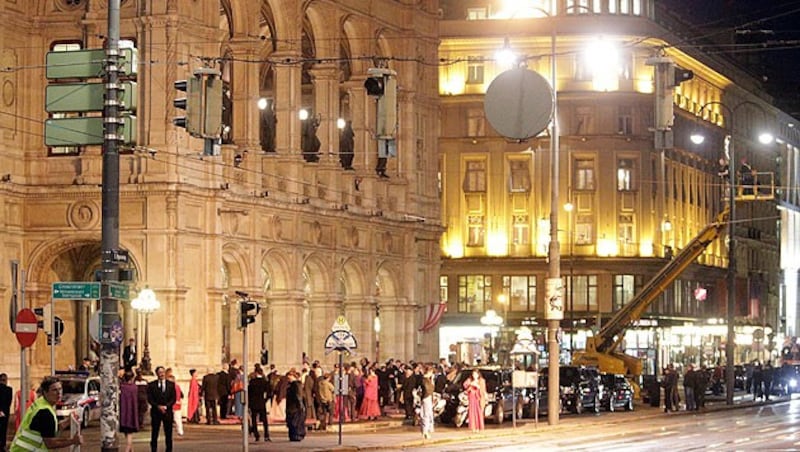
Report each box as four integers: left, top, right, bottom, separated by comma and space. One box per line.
45, 82, 138, 113
46, 48, 138, 79
44, 115, 137, 147
103, 282, 130, 300
53, 282, 100, 300
15, 309, 38, 348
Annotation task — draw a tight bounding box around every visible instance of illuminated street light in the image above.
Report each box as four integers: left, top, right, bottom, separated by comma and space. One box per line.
131, 286, 160, 375
298, 108, 309, 120
257, 97, 268, 110
495, 37, 517, 67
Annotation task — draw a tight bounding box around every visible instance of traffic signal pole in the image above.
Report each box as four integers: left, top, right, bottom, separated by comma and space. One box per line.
100, 1, 122, 450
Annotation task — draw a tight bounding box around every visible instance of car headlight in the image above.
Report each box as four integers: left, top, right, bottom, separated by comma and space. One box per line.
790, 379, 797, 388
562, 386, 574, 395
61, 403, 77, 410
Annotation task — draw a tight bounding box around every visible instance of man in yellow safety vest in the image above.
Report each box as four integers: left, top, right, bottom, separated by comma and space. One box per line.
10, 376, 83, 451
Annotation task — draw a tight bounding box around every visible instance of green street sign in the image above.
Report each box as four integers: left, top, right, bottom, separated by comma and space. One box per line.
52, 282, 100, 300
104, 282, 130, 301
45, 115, 137, 146
46, 82, 137, 113
46, 48, 138, 79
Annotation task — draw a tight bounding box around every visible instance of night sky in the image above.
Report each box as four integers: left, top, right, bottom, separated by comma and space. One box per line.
663, 0, 800, 118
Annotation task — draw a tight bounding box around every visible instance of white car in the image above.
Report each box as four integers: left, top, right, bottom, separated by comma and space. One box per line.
55, 372, 101, 428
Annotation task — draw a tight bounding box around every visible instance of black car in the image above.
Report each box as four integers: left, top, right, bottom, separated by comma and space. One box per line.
539, 366, 602, 415
600, 373, 634, 412
440, 367, 528, 425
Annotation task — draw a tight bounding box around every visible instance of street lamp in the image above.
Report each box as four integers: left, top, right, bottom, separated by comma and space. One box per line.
691, 101, 773, 405
564, 202, 575, 352
481, 309, 504, 364
131, 286, 160, 375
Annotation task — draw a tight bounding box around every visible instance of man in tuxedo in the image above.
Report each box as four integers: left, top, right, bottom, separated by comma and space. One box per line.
0, 373, 12, 452
122, 338, 137, 371
147, 366, 176, 452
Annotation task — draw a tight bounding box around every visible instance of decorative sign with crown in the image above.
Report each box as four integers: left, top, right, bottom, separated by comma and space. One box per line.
324, 315, 358, 355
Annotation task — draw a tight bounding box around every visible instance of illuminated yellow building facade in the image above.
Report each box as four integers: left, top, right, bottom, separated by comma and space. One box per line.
437, 0, 800, 371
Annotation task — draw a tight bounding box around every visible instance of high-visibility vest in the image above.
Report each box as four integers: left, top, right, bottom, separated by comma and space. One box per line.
10, 396, 57, 452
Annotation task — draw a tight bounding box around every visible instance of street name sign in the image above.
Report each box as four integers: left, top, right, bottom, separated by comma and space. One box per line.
53, 282, 101, 300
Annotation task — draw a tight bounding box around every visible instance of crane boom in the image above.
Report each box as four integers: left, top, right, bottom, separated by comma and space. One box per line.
573, 207, 729, 376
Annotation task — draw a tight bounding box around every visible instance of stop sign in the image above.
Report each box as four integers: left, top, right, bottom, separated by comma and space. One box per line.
15, 308, 38, 348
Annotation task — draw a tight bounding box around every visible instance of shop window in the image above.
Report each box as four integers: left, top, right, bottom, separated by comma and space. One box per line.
502, 275, 537, 312
568, 275, 598, 311
458, 275, 492, 313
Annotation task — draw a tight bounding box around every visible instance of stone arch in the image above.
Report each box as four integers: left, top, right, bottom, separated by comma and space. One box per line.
259, 248, 291, 293
302, 252, 331, 294
221, 242, 251, 288
341, 257, 366, 298
374, 261, 399, 298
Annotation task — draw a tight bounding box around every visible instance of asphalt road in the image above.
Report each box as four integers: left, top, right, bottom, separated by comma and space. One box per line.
61, 393, 796, 451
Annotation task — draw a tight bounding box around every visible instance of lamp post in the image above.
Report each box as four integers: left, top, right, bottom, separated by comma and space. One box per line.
131, 287, 160, 375
374, 305, 381, 364
564, 201, 575, 352
690, 101, 773, 405
498, 293, 509, 366
480, 309, 504, 364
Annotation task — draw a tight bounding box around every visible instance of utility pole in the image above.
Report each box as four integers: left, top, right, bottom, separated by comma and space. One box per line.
100, 1, 122, 450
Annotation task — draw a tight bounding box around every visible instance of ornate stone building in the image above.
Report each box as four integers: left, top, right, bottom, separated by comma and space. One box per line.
0, 0, 442, 383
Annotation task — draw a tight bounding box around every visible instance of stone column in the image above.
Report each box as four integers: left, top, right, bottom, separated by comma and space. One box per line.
307, 293, 340, 364
309, 64, 340, 165
227, 39, 261, 150
343, 297, 376, 364
266, 290, 307, 370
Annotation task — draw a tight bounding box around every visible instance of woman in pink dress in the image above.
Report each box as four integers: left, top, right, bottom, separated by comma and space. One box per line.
463, 369, 487, 433
358, 368, 381, 421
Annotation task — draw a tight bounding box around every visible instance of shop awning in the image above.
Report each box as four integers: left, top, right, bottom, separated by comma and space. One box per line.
419, 302, 447, 332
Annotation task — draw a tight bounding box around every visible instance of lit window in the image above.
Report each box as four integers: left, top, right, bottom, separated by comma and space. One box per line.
467, 215, 485, 247
512, 215, 530, 246
502, 275, 537, 312
467, 8, 487, 20
509, 159, 531, 193
574, 159, 595, 190
467, 61, 484, 84
457, 275, 491, 313
617, 158, 634, 191
575, 215, 594, 245
463, 160, 486, 192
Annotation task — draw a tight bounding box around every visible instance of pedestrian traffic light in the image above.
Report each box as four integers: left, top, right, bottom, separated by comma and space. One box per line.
238, 300, 261, 330
203, 73, 223, 138
173, 75, 202, 136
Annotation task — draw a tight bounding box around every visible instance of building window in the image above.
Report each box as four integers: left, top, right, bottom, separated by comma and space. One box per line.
458, 275, 492, 313
575, 106, 593, 135
574, 159, 595, 190
440, 275, 448, 304
567, 0, 599, 13
618, 106, 633, 135
467, 214, 485, 247
617, 158, 634, 191
512, 215, 529, 246
567, 275, 597, 311
502, 275, 537, 312
509, 158, 531, 193
618, 215, 635, 256
463, 160, 486, 193
575, 214, 594, 245
467, 60, 484, 85
612, 274, 642, 311
467, 108, 485, 137
467, 8, 487, 20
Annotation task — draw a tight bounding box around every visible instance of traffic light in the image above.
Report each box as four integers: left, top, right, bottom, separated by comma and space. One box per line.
670, 65, 694, 88
174, 69, 224, 144
364, 68, 397, 139
34, 304, 53, 334
238, 300, 261, 330
173, 75, 202, 136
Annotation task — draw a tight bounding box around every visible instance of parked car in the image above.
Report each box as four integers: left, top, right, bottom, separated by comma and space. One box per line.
538, 366, 602, 415
55, 371, 101, 428
440, 367, 529, 425
600, 373, 634, 412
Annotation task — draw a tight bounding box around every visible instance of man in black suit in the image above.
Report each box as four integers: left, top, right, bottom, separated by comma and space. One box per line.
248, 364, 271, 442
147, 366, 176, 452
200, 368, 220, 424
217, 364, 231, 419
122, 338, 137, 371
0, 373, 12, 452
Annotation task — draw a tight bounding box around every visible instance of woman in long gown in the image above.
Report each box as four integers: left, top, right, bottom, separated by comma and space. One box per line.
285, 372, 306, 441
119, 370, 139, 452
187, 369, 201, 423
359, 367, 381, 421
463, 369, 487, 433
